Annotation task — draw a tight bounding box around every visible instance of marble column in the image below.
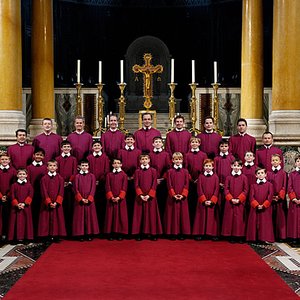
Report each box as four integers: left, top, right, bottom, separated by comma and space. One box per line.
241, 0, 266, 140
29, 0, 55, 138
0, 0, 25, 145
269, 0, 300, 145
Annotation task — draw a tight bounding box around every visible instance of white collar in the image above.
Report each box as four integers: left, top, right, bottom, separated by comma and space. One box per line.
32, 161, 43, 166
48, 171, 57, 177
231, 170, 242, 176
204, 171, 214, 176
239, 132, 246, 137
17, 142, 25, 147
272, 165, 281, 171
109, 128, 118, 132
75, 130, 84, 135
220, 151, 229, 156
175, 128, 184, 132
205, 130, 214, 134
79, 170, 88, 175
244, 162, 254, 167
143, 126, 151, 131
257, 178, 267, 184
0, 165, 10, 170
264, 144, 273, 149
17, 179, 27, 184
173, 164, 182, 169
125, 145, 134, 151
62, 153, 70, 157
191, 148, 200, 153
296, 167, 300, 172
113, 168, 122, 173
141, 164, 150, 170
43, 131, 52, 136
93, 151, 102, 157
153, 148, 163, 153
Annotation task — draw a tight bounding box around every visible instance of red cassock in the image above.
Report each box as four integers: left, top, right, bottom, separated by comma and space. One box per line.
287, 171, 300, 239
184, 150, 207, 181
87, 153, 110, 182
165, 130, 192, 156
32, 133, 63, 163
72, 173, 99, 236
8, 182, 34, 241
0, 167, 17, 236
38, 174, 66, 237
104, 171, 128, 234
118, 148, 141, 177
242, 165, 257, 187
214, 154, 236, 185
132, 168, 162, 235
256, 146, 284, 172
193, 174, 220, 236
67, 131, 93, 162
246, 182, 274, 242
222, 174, 249, 237
56, 155, 78, 183
229, 133, 256, 161
197, 131, 222, 158
7, 143, 34, 170
134, 128, 161, 153
101, 129, 125, 160
164, 168, 190, 235
149, 150, 171, 179
267, 169, 287, 240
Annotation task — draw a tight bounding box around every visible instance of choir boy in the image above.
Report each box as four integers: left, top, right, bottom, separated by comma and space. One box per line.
164, 152, 190, 240
72, 160, 99, 241
246, 168, 274, 243
242, 151, 257, 187
222, 159, 248, 242
197, 116, 222, 159
165, 115, 192, 156
256, 131, 284, 172
32, 118, 63, 162
8, 129, 34, 170
0, 153, 16, 242
267, 154, 287, 241
101, 114, 125, 160
87, 140, 110, 231
229, 118, 256, 161
8, 169, 34, 243
104, 158, 128, 241
56, 141, 77, 236
193, 159, 220, 240
132, 154, 162, 241
38, 160, 66, 241
287, 156, 300, 244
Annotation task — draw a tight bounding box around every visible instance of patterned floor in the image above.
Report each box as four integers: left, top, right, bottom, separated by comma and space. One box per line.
0, 241, 299, 298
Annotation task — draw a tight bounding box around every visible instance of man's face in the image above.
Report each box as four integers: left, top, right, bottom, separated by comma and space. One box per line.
142, 114, 152, 128
75, 119, 84, 131
263, 133, 273, 146
237, 121, 247, 134
109, 116, 118, 129
17, 131, 27, 143
175, 118, 184, 129
42, 120, 53, 133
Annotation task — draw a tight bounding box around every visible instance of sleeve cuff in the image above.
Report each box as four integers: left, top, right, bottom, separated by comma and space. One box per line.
45, 197, 52, 205
149, 189, 156, 198
211, 195, 218, 204
263, 200, 271, 208
75, 193, 83, 202
119, 190, 126, 199
251, 200, 259, 208
238, 193, 246, 202
11, 199, 18, 206
289, 192, 297, 200
182, 188, 189, 198
24, 196, 32, 206
279, 190, 285, 200
199, 195, 207, 203
169, 188, 176, 197
87, 195, 94, 202
136, 188, 143, 196
106, 191, 113, 200
225, 193, 233, 201
56, 195, 63, 205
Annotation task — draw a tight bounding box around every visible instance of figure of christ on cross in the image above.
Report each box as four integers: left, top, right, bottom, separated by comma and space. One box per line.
132, 53, 163, 109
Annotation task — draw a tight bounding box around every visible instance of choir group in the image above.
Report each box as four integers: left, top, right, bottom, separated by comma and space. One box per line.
0, 113, 299, 245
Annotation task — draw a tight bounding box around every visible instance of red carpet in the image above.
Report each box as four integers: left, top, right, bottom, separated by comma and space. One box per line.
5, 240, 297, 300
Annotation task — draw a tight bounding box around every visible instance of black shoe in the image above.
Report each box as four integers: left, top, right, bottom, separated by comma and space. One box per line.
135, 236, 142, 241
87, 237, 93, 241
116, 236, 123, 241
107, 236, 114, 241
150, 236, 158, 241
212, 237, 219, 241
194, 236, 202, 241
177, 235, 185, 241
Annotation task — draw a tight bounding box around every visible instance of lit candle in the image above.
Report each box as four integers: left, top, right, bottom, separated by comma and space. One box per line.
77, 59, 81, 83
98, 61, 102, 83
104, 117, 107, 128
214, 61, 218, 83
192, 60, 195, 83
171, 59, 174, 83
120, 60, 124, 83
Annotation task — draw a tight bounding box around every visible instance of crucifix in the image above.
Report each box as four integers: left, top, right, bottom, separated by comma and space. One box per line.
132, 53, 163, 109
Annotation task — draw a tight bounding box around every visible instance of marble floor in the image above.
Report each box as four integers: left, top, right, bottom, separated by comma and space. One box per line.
0, 241, 299, 298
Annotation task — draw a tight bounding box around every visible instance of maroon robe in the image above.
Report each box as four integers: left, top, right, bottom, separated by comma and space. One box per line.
32, 132, 63, 162
56, 155, 78, 183
67, 131, 93, 161
229, 133, 256, 161
242, 164, 257, 187
7, 143, 34, 170
267, 169, 287, 240
165, 130, 192, 156
8, 181, 34, 241
222, 174, 248, 237
87, 153, 110, 182
164, 168, 190, 235
105, 171, 128, 234
149, 150, 171, 179
101, 129, 125, 159
72, 173, 99, 236
287, 171, 300, 239
184, 150, 207, 181
193, 174, 220, 236
197, 131, 222, 158
246, 181, 274, 242
38, 174, 66, 237
214, 154, 236, 185
134, 127, 161, 153
118, 148, 141, 178
257, 146, 284, 172
132, 167, 162, 235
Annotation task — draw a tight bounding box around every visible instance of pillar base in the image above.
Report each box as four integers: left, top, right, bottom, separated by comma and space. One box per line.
0, 110, 26, 146
28, 118, 58, 139
269, 110, 300, 146
245, 118, 266, 144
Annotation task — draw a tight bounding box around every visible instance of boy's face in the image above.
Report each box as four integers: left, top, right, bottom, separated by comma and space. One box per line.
244, 152, 255, 162
271, 156, 281, 167
92, 143, 102, 153
173, 157, 183, 166
42, 120, 52, 132
153, 139, 163, 149
75, 119, 84, 132
219, 144, 229, 153
263, 133, 273, 146
237, 121, 247, 134
125, 137, 135, 147
204, 118, 214, 131
109, 116, 118, 129
61, 144, 72, 154
79, 163, 89, 172
16, 131, 27, 144
48, 162, 58, 173
0, 156, 10, 166
232, 162, 242, 173
112, 160, 122, 169
17, 171, 27, 180
295, 159, 300, 168
33, 152, 44, 162
204, 163, 214, 173
256, 169, 266, 180
175, 118, 184, 129
140, 156, 150, 166
190, 139, 200, 149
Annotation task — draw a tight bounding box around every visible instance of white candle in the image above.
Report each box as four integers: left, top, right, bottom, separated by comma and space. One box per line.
214, 61, 218, 83
120, 60, 124, 83
104, 117, 107, 128
98, 61, 102, 83
192, 60, 195, 83
77, 59, 81, 83
171, 59, 174, 83
171, 118, 174, 128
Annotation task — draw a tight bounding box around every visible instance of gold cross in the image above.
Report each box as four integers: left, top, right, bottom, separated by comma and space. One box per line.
132, 53, 163, 109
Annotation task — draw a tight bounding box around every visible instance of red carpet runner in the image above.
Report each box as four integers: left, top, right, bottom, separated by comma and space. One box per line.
5, 240, 297, 300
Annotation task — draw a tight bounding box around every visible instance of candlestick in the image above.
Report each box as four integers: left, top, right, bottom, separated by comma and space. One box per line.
74, 82, 83, 116
214, 61, 218, 84
77, 60, 81, 83
192, 60, 195, 83
171, 59, 174, 83
189, 82, 200, 134
120, 60, 124, 83
93, 82, 105, 136
118, 82, 127, 132
98, 61, 102, 83
211, 82, 222, 133
168, 82, 177, 130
